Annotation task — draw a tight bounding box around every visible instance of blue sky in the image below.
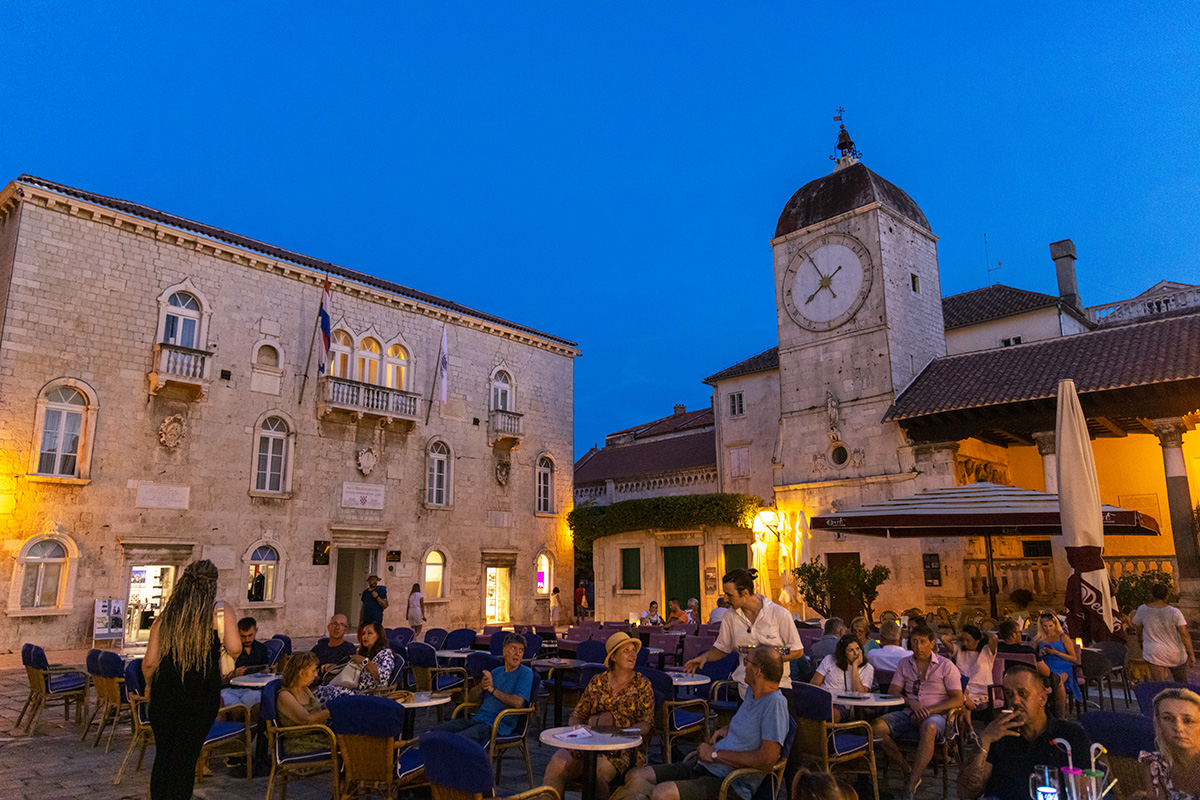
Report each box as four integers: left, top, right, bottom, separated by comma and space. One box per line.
3, 4, 1197, 458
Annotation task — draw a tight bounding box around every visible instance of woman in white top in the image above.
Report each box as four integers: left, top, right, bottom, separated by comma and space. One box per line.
811, 634, 875, 721
1133, 583, 1196, 682
550, 586, 562, 626
941, 624, 997, 711
407, 582, 425, 635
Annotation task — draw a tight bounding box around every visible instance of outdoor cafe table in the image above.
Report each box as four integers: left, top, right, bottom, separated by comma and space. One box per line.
645, 647, 664, 669
531, 657, 586, 727
669, 672, 711, 698
539, 725, 642, 800
435, 648, 474, 661
396, 691, 453, 739
230, 672, 277, 689
830, 691, 905, 709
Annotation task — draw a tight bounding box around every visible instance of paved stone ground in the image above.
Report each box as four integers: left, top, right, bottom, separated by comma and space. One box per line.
0, 652, 1145, 800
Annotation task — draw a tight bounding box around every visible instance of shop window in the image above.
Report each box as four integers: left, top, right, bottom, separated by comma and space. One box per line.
425, 550, 445, 599
536, 552, 553, 595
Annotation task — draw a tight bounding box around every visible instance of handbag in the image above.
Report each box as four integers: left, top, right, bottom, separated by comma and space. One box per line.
330, 660, 363, 689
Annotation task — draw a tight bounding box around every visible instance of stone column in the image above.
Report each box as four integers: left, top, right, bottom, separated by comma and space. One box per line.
1153, 419, 1200, 617
1033, 431, 1057, 494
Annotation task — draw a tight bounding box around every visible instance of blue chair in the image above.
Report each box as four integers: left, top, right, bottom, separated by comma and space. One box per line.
576, 640, 606, 664
444, 627, 477, 651
261, 678, 336, 800
262, 637, 285, 669
450, 672, 543, 788
407, 641, 467, 699
789, 683, 879, 800
424, 627, 449, 649
91, 651, 128, 751
702, 651, 742, 726
201, 700, 254, 783
328, 694, 424, 796
271, 633, 293, 655
17, 643, 88, 733
489, 630, 509, 656
1079, 710, 1156, 797
639, 666, 709, 763
390, 627, 415, 646
524, 633, 544, 660
115, 659, 152, 784
420, 729, 559, 800
1134, 680, 1200, 716
79, 649, 104, 741
466, 652, 503, 683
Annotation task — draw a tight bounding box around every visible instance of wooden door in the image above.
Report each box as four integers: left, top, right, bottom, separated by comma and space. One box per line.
662, 546, 701, 614
826, 551, 863, 623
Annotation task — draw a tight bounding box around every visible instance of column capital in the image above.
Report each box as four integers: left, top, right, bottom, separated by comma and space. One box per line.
1152, 418, 1187, 447
1032, 431, 1056, 456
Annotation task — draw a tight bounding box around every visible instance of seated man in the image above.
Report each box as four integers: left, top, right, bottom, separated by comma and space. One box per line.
806, 617, 846, 665
708, 597, 729, 625
872, 625, 964, 800
996, 619, 1067, 717
220, 616, 270, 708
957, 662, 1090, 800
686, 598, 701, 624
436, 633, 534, 743
867, 620, 909, 673
311, 614, 358, 680
663, 598, 690, 630
623, 644, 788, 800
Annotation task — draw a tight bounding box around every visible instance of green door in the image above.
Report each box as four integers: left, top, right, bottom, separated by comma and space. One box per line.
662, 546, 701, 612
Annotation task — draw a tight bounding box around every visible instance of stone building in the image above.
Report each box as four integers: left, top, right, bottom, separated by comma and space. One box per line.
0, 175, 578, 651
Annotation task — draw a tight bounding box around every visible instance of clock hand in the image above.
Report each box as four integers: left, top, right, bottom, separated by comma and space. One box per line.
804, 288, 821, 304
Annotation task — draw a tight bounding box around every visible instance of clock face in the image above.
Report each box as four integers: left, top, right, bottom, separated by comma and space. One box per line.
782, 233, 874, 332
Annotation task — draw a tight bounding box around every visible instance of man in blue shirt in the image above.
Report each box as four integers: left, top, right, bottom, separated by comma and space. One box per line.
360, 574, 388, 626
624, 645, 790, 800
436, 633, 534, 743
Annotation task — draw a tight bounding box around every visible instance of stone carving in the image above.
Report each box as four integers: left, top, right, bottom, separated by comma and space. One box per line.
955, 455, 1009, 486
826, 391, 842, 443
356, 446, 378, 476
812, 453, 829, 473
158, 414, 186, 449
495, 459, 511, 486
850, 448, 866, 468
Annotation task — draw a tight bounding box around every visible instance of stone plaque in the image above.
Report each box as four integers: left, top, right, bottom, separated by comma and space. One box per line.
341, 482, 385, 510
136, 482, 190, 509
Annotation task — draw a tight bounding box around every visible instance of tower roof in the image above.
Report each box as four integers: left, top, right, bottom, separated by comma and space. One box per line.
775, 161, 930, 239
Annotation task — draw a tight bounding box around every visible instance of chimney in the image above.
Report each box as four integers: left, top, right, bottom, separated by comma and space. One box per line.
673, 404, 687, 416
1050, 239, 1082, 311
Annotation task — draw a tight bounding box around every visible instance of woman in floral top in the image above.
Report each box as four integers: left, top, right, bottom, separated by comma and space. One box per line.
314, 622, 394, 702
543, 632, 654, 800
1140, 687, 1200, 800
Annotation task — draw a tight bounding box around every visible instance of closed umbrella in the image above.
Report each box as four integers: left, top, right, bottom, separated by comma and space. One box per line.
1056, 378, 1117, 642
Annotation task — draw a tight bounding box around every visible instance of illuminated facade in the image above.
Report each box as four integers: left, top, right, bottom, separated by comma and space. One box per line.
0, 175, 577, 650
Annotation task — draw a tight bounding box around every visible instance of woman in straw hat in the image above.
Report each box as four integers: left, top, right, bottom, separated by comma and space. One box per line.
543, 631, 654, 800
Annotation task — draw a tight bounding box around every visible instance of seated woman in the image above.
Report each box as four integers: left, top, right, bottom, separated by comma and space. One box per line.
639, 601, 664, 626
543, 632, 654, 800
1141, 687, 1200, 800
941, 624, 998, 713
276, 652, 332, 755
1031, 612, 1081, 708
315, 622, 394, 702
850, 616, 880, 655
810, 634, 875, 721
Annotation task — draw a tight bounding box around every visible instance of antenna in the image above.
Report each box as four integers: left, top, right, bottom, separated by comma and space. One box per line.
984, 234, 1001, 280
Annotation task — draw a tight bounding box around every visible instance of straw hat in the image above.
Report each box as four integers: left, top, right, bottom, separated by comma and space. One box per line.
604, 632, 642, 669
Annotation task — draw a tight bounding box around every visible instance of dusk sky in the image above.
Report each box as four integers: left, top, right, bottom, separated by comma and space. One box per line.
3, 5, 1197, 459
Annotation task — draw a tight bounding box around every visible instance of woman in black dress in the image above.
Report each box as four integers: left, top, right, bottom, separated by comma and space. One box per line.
142, 559, 241, 799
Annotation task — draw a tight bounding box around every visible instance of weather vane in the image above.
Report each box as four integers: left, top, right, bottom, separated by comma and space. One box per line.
830, 107, 862, 162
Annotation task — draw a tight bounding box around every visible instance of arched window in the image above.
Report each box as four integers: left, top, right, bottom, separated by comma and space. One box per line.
385, 344, 408, 390
36, 386, 87, 477
424, 550, 445, 599
535, 552, 552, 595
19, 538, 68, 609
247, 544, 279, 602
163, 292, 201, 348
492, 370, 511, 411
427, 441, 450, 506
536, 456, 555, 513
330, 330, 352, 379
255, 344, 280, 368
357, 337, 382, 384
255, 417, 289, 493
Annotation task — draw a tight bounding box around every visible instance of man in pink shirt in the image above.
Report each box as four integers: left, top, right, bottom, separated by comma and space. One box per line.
871, 625, 963, 800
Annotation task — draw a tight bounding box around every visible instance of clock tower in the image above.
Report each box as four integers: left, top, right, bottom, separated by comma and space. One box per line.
771, 127, 945, 485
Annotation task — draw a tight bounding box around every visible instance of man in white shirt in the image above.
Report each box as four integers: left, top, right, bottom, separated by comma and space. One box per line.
708, 597, 730, 624
684, 568, 804, 695
867, 620, 910, 673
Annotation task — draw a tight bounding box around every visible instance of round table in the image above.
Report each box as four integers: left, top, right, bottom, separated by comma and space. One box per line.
531, 658, 586, 727
435, 649, 474, 660
230, 672, 276, 688
669, 673, 711, 687
830, 691, 905, 708
396, 691, 453, 739
539, 725, 642, 800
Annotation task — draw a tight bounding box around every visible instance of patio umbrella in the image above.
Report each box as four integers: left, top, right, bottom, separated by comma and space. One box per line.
1057, 378, 1118, 642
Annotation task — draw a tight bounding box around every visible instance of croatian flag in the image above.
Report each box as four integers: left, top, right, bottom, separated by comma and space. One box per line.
437, 324, 449, 403
317, 276, 332, 374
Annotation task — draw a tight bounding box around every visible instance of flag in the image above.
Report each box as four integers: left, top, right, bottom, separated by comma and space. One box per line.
833, 114, 843, 122
437, 323, 449, 404
316, 276, 332, 374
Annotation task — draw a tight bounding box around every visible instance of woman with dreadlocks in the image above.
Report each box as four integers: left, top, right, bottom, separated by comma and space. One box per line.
142, 559, 242, 799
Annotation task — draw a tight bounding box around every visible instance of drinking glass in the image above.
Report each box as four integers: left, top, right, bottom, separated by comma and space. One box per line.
1030, 765, 1061, 800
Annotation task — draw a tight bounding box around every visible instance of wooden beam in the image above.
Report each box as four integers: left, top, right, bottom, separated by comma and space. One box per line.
1093, 416, 1128, 437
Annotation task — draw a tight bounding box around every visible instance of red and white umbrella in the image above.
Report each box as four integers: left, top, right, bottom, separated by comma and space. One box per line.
1056, 378, 1117, 641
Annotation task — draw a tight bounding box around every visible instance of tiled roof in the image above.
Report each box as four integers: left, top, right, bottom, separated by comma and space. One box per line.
13, 174, 577, 348
886, 311, 1200, 420
775, 162, 930, 239
704, 347, 780, 384
574, 429, 717, 484
606, 407, 714, 440
942, 284, 1064, 330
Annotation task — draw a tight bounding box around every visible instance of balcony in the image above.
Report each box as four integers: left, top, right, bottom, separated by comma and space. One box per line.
149, 343, 213, 399
964, 554, 1178, 604
318, 376, 421, 427
489, 409, 523, 448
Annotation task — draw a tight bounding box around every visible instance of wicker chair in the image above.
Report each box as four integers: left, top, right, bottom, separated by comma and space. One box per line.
1078, 710, 1156, 799
789, 683, 880, 800
328, 694, 424, 799
114, 659, 153, 784
89, 651, 128, 750
421, 729, 559, 800
449, 671, 542, 787
262, 678, 337, 800
17, 643, 88, 734
718, 716, 795, 800
639, 666, 709, 763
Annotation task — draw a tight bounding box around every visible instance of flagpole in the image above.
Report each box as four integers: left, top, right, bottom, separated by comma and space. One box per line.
298, 274, 330, 405
424, 323, 445, 425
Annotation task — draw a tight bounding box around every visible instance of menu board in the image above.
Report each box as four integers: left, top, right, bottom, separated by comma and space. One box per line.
93, 597, 125, 639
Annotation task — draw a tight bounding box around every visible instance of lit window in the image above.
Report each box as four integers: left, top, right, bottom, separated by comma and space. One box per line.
256, 417, 289, 493
424, 550, 445, 599
535, 553, 552, 594
330, 330, 352, 378
536, 456, 554, 513
163, 292, 201, 348
427, 441, 450, 506
385, 344, 408, 390
729, 392, 744, 416
492, 370, 511, 411
19, 538, 68, 609
37, 387, 86, 477
357, 337, 381, 384
247, 545, 278, 602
